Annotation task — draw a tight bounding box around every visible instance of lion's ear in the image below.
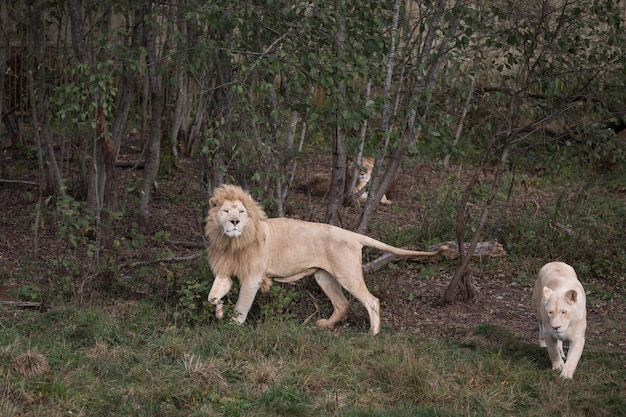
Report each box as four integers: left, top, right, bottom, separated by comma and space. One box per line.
542, 286, 553, 299
565, 289, 578, 304
209, 196, 220, 208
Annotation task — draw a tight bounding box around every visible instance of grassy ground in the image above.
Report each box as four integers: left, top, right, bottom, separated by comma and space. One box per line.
1, 147, 625, 416
1, 301, 625, 417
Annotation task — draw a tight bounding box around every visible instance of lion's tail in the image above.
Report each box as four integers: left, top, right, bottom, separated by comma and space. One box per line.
358, 235, 448, 258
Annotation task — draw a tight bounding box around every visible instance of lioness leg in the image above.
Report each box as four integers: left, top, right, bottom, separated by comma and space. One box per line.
561, 338, 584, 379
313, 270, 350, 330
537, 319, 546, 347
546, 337, 565, 372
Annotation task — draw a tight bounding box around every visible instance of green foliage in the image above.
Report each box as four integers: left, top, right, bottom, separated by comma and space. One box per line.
14, 284, 43, 302
52, 61, 117, 130
54, 192, 94, 254
489, 176, 626, 277
174, 275, 211, 326
258, 284, 302, 323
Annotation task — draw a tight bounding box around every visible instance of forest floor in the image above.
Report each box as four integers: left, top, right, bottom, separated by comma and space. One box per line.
1, 144, 625, 360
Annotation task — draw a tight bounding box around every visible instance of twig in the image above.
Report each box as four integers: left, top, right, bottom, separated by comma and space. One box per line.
302, 290, 321, 326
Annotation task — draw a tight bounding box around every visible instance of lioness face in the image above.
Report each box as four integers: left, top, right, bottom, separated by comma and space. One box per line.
216, 199, 250, 238
542, 288, 578, 339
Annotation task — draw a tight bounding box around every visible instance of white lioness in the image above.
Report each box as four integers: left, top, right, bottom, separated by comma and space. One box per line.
532, 262, 587, 379
205, 184, 447, 335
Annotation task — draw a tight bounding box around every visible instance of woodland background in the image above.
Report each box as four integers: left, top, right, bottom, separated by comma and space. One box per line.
2, 0, 626, 300
1, 1, 626, 415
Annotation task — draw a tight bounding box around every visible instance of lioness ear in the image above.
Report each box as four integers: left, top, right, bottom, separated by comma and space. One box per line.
542, 286, 553, 298
565, 289, 578, 304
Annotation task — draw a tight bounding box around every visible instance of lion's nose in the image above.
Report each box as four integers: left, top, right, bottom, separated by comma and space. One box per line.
230, 219, 239, 226
553, 325, 561, 331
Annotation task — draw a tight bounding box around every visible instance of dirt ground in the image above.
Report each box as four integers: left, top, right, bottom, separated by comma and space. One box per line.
1, 147, 625, 360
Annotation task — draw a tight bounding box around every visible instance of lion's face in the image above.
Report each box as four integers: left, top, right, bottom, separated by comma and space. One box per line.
542, 288, 579, 339
356, 157, 374, 183
215, 199, 251, 238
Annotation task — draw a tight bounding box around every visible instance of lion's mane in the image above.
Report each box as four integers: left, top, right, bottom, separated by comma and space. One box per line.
205, 184, 268, 281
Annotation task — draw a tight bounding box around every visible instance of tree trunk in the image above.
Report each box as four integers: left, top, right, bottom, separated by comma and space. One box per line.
355, 0, 400, 234
170, 5, 189, 166
325, 14, 347, 227
111, 6, 143, 157
28, 1, 63, 195
139, 2, 168, 232
443, 137, 511, 304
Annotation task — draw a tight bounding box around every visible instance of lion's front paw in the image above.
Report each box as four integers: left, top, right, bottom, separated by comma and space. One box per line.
215, 303, 224, 320
316, 319, 334, 329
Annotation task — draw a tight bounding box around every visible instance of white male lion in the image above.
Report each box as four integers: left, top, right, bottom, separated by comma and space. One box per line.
205, 184, 446, 335
532, 261, 587, 379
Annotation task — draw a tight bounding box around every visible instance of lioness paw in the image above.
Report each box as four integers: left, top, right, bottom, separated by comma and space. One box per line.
551, 362, 564, 372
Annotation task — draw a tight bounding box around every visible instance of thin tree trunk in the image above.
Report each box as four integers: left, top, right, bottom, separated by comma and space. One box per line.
139, 3, 167, 232
443, 136, 511, 303
355, 0, 401, 233
186, 83, 210, 157
326, 14, 347, 227
111, 7, 143, 157
170, 4, 189, 165
28, 1, 63, 195
444, 76, 476, 169
274, 110, 300, 217
345, 80, 371, 204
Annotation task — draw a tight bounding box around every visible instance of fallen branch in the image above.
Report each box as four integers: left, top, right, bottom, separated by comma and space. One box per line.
362, 241, 505, 273
432, 241, 506, 260
166, 239, 205, 249
0, 179, 39, 186
120, 253, 202, 268
115, 160, 144, 169
0, 301, 42, 308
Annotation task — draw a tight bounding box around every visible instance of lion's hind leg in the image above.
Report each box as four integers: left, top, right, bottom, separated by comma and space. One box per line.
336, 274, 380, 335
313, 270, 350, 331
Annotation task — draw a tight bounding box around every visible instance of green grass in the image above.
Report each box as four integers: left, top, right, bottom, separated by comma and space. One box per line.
1, 303, 625, 416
